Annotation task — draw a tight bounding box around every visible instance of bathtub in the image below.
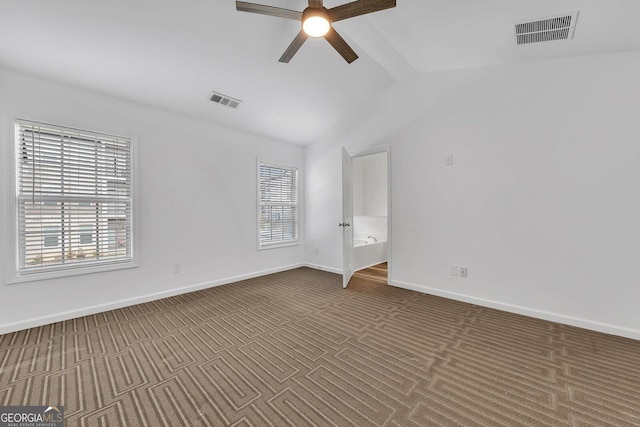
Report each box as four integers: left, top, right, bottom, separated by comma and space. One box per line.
354, 237, 380, 247
352, 236, 388, 271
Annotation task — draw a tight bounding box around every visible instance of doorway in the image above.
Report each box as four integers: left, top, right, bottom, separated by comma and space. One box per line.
342, 147, 390, 288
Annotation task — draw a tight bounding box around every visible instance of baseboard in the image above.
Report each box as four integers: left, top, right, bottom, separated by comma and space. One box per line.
303, 263, 342, 275
390, 279, 640, 341
0, 263, 305, 335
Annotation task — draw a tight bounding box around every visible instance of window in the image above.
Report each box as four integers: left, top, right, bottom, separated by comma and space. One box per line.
43, 227, 60, 248
12, 119, 135, 279
257, 161, 299, 249
79, 226, 94, 245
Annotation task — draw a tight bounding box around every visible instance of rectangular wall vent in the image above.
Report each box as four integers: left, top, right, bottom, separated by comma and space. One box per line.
514, 12, 578, 45
209, 91, 242, 109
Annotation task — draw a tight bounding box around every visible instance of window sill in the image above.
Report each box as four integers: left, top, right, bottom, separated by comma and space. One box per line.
5, 260, 139, 285
258, 241, 300, 251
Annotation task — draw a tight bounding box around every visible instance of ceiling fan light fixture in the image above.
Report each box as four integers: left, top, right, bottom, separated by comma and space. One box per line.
302, 8, 331, 37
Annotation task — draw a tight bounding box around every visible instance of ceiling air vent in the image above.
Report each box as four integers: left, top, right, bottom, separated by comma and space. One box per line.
209, 91, 242, 109
514, 12, 578, 45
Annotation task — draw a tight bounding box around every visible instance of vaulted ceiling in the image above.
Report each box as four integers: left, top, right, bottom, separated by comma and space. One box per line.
2, 0, 640, 145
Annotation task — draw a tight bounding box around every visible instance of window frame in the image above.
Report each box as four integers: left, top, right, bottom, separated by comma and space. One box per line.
256, 160, 300, 250
4, 118, 139, 284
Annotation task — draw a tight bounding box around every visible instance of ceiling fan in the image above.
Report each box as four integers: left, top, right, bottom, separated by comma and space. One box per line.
236, 0, 396, 64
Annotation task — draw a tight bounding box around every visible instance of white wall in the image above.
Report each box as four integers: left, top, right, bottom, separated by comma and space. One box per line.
353, 152, 388, 216
305, 50, 640, 339
353, 216, 387, 241
0, 68, 305, 333
353, 156, 365, 216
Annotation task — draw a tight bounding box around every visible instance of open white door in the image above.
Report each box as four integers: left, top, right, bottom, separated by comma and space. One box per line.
342, 147, 354, 288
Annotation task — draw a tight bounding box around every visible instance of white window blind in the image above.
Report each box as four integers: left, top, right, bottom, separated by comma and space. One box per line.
258, 162, 298, 248
15, 119, 134, 276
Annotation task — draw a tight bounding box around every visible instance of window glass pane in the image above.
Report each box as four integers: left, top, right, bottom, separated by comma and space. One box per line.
43, 226, 59, 248
79, 226, 93, 245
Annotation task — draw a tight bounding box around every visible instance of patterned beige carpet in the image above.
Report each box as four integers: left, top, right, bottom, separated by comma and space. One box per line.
1, 267, 639, 426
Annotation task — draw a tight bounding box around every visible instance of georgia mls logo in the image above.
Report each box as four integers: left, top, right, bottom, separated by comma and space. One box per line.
0, 406, 64, 427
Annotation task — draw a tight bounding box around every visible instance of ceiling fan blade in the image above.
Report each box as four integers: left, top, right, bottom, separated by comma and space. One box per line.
324, 27, 358, 63
279, 30, 309, 63
236, 1, 302, 20
308, 0, 323, 7
329, 0, 396, 23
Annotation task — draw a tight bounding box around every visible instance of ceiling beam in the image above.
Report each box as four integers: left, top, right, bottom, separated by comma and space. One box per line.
336, 17, 416, 81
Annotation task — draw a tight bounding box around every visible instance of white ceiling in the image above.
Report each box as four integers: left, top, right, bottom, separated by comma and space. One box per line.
1, 0, 640, 145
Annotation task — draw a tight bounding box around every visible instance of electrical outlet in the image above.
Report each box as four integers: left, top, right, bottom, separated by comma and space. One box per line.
446, 155, 454, 166
450, 265, 459, 276
173, 262, 182, 273
460, 267, 468, 278
315, 247, 319, 255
